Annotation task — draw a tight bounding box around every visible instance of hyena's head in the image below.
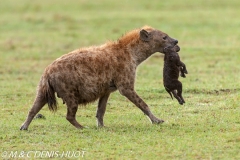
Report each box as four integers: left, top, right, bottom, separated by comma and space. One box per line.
139, 27, 179, 54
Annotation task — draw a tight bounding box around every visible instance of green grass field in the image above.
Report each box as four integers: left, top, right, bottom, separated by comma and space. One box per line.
1, 0, 240, 159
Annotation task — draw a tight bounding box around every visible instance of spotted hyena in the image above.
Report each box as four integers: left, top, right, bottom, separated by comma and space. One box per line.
20, 26, 179, 130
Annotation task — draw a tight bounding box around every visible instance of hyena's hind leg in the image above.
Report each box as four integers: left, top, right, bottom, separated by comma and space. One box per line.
20, 92, 47, 130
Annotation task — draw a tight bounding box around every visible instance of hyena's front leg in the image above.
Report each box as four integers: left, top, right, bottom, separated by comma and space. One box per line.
96, 93, 110, 127
118, 86, 164, 124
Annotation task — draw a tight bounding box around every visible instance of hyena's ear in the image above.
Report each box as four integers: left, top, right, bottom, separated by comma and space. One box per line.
140, 29, 151, 42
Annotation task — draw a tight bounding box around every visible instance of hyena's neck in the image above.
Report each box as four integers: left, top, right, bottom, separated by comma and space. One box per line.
128, 43, 155, 66
114, 38, 155, 66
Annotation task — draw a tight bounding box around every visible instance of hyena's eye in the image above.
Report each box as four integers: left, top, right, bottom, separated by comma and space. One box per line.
163, 36, 167, 40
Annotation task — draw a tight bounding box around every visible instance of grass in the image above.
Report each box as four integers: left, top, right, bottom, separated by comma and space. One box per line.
1, 0, 240, 159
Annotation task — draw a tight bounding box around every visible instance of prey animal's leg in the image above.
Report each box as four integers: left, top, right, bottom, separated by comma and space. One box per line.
165, 87, 173, 99
20, 92, 47, 130
96, 93, 110, 127
177, 82, 185, 103
179, 61, 188, 74
171, 90, 184, 105
180, 67, 186, 78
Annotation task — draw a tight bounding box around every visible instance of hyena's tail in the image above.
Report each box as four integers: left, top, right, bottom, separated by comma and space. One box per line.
41, 78, 58, 112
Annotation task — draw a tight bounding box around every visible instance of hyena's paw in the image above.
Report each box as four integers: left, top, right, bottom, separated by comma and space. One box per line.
151, 118, 165, 124
20, 124, 28, 130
